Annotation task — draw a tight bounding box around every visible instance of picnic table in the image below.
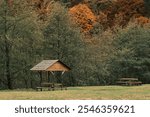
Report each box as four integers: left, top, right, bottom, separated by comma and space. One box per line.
116, 78, 142, 86
36, 82, 67, 91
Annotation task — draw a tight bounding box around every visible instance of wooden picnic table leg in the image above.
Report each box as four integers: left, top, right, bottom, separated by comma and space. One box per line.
36, 87, 42, 91
61, 85, 63, 90
48, 87, 51, 91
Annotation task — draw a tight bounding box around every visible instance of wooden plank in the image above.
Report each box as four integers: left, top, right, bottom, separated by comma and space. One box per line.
120, 78, 138, 81
47, 62, 70, 71
36, 82, 67, 91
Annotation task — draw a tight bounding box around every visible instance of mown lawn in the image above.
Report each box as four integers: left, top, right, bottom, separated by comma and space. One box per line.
0, 85, 150, 100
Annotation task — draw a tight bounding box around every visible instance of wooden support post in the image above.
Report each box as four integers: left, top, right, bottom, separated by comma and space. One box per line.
61, 71, 65, 85
38, 71, 42, 86
50, 71, 55, 83
48, 71, 50, 83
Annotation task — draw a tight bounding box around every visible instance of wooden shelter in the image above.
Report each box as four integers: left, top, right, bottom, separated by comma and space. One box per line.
30, 60, 70, 72
30, 60, 71, 85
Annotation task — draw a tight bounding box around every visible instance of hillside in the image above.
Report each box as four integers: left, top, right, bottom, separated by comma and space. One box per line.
29, 0, 150, 34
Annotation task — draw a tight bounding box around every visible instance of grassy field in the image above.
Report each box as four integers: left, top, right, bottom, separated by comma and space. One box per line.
0, 85, 150, 100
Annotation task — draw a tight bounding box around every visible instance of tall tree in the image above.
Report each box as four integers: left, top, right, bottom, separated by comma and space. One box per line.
0, 0, 43, 89
109, 24, 150, 83
69, 3, 96, 34
144, 0, 150, 16
43, 2, 85, 85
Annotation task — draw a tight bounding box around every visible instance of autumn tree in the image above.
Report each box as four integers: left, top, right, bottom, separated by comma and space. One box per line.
83, 0, 113, 15
97, 0, 144, 29
69, 4, 96, 34
134, 16, 150, 26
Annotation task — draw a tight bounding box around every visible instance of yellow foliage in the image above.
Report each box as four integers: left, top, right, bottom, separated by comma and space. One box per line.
69, 4, 96, 33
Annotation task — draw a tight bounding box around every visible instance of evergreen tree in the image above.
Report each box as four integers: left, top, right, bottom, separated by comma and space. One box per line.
144, 0, 150, 16
43, 3, 85, 85
109, 24, 150, 83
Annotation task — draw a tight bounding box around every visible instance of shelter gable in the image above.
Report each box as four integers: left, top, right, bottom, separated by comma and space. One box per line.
46, 62, 70, 71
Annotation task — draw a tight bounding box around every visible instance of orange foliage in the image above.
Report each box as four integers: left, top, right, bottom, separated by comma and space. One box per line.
69, 4, 96, 33
98, 0, 144, 28
135, 16, 150, 25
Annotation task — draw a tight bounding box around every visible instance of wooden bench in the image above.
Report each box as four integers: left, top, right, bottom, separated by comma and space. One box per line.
36, 83, 54, 91
53, 83, 67, 91
36, 83, 67, 91
128, 81, 142, 86
116, 78, 142, 86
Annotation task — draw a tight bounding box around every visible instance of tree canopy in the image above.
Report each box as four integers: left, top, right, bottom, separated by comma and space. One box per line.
109, 24, 150, 83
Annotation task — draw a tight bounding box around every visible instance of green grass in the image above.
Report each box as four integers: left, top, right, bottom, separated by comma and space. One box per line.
0, 85, 150, 100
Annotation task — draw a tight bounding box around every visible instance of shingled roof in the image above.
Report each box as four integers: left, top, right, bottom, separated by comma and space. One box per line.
30, 60, 70, 71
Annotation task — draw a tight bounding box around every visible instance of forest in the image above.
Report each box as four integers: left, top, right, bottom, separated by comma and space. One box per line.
0, 0, 150, 89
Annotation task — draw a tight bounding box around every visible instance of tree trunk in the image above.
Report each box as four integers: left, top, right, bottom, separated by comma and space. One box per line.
39, 72, 42, 86
24, 79, 28, 89
4, 5, 12, 89
5, 39, 12, 89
